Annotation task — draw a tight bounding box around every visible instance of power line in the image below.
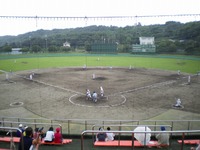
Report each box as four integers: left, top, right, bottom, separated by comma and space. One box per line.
0, 14, 199, 20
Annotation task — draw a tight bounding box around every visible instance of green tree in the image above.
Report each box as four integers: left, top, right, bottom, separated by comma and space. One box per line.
2, 44, 12, 52
31, 45, 42, 53
48, 46, 58, 52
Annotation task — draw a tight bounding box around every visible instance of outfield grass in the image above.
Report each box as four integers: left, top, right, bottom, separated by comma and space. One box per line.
0, 53, 200, 73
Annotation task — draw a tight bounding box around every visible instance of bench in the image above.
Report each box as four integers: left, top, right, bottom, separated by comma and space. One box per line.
41, 139, 72, 145
0, 137, 20, 143
178, 140, 200, 145
94, 140, 168, 147
0, 137, 72, 145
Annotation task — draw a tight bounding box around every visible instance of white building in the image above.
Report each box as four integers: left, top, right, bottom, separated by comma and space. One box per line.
63, 41, 70, 47
132, 37, 156, 53
11, 48, 22, 54
139, 37, 155, 45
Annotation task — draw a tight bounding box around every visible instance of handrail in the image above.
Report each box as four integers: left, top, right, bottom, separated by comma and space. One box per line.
0, 127, 22, 150
81, 130, 200, 150
91, 124, 172, 143
92, 124, 172, 128
1, 121, 62, 134
1, 116, 200, 122
1, 116, 200, 134
0, 126, 22, 132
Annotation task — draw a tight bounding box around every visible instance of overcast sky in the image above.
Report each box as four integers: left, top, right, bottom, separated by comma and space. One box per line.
0, 0, 200, 36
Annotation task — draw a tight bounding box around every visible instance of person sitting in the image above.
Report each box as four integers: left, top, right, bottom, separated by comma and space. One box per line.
44, 127, 54, 142
156, 126, 169, 148
96, 127, 107, 141
106, 127, 115, 141
54, 127, 63, 143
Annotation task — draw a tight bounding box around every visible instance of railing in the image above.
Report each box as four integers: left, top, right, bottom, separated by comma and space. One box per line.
0, 127, 22, 150
0, 121, 62, 134
81, 130, 200, 150
1, 116, 200, 135
91, 124, 172, 143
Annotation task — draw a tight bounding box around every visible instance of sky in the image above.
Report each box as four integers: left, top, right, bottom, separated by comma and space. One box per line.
0, 0, 200, 36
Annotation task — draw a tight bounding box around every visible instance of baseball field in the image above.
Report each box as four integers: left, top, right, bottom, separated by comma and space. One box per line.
0, 53, 200, 132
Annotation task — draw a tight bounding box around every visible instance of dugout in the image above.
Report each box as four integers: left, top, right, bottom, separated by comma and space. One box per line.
91, 43, 117, 54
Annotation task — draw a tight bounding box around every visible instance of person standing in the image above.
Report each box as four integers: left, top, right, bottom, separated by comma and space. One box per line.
18, 127, 40, 150
100, 86, 104, 97
16, 124, 24, 137
156, 126, 169, 148
86, 89, 91, 100
188, 75, 191, 84
92, 91, 97, 103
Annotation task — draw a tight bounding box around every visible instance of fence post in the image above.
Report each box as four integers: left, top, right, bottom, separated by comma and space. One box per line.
181, 132, 185, 150
132, 133, 135, 150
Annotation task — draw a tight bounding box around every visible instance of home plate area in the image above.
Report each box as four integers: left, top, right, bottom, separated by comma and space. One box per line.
69, 94, 126, 107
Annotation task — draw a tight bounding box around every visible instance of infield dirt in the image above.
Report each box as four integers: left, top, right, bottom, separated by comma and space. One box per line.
0, 67, 200, 121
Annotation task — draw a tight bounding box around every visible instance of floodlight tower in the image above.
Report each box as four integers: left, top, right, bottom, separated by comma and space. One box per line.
29, 36, 31, 50
45, 35, 48, 50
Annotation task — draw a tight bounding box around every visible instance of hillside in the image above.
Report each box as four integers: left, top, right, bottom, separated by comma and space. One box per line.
0, 21, 200, 54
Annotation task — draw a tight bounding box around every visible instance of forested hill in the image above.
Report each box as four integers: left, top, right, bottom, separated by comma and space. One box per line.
0, 21, 200, 54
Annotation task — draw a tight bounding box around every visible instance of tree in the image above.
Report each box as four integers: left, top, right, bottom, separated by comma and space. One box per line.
2, 44, 12, 52
48, 46, 58, 52
31, 45, 42, 53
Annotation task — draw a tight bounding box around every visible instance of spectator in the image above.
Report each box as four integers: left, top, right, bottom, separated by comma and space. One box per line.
106, 127, 115, 141
54, 127, 63, 143
16, 124, 24, 137
96, 127, 107, 141
23, 125, 28, 136
44, 127, 54, 142
18, 127, 40, 150
156, 126, 169, 148
33, 128, 39, 139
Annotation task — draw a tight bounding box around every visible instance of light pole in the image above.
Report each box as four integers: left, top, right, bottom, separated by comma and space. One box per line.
29, 36, 31, 50
45, 35, 47, 50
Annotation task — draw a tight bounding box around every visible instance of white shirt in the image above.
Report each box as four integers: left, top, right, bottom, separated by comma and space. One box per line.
106, 132, 115, 141
44, 131, 54, 141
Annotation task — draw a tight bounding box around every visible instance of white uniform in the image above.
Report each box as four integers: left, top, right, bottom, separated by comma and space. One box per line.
100, 86, 104, 97
175, 99, 181, 107
188, 76, 191, 84
86, 89, 91, 100
30, 74, 33, 80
